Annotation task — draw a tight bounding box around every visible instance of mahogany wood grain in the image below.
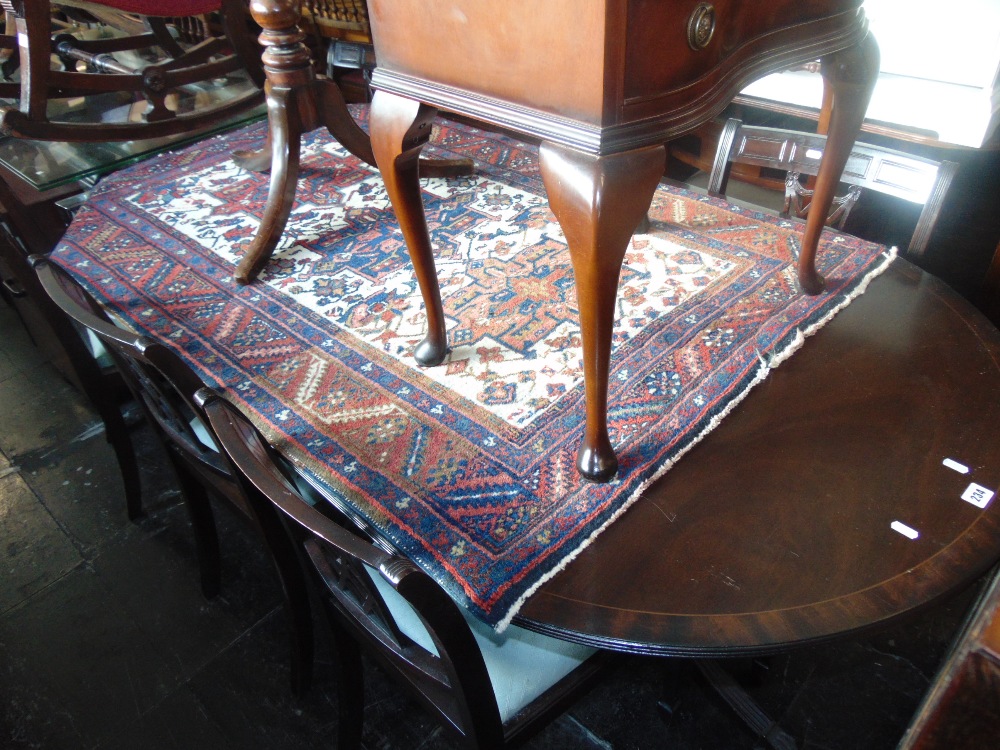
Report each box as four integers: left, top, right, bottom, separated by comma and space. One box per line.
900, 564, 1000, 748
518, 259, 1000, 655
365, 0, 878, 479
539, 141, 665, 480
369, 91, 449, 366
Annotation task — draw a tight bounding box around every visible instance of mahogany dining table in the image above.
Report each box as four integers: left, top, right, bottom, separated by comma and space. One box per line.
207, 0, 997, 657
42, 0, 1000, 663
48, 135, 1000, 660
517, 258, 1000, 656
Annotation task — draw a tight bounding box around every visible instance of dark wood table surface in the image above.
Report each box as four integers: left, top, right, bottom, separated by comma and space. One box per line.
518, 258, 1000, 656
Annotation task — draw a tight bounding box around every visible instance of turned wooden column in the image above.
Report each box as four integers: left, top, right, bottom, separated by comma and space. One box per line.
234, 0, 471, 284
235, 0, 378, 283
234, 0, 319, 284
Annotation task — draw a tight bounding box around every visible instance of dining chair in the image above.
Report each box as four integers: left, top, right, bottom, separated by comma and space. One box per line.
0, 0, 264, 142
707, 118, 960, 258
31, 253, 314, 695
200, 388, 609, 750
1, 221, 143, 520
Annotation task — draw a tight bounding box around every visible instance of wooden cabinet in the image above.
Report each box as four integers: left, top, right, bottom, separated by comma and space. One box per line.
900, 567, 1000, 749
369, 0, 868, 144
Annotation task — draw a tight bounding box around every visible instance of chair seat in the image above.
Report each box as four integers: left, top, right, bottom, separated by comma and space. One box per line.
82, 328, 116, 370
366, 568, 596, 725
227, 424, 599, 725
189, 414, 220, 452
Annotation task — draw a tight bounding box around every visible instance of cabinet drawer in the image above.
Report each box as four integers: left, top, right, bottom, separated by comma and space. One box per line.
623, 0, 861, 104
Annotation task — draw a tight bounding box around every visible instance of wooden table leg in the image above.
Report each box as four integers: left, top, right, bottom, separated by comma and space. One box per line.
539, 141, 665, 482
797, 32, 879, 294
234, 83, 307, 285
369, 91, 449, 367
233, 0, 316, 284
234, 0, 473, 284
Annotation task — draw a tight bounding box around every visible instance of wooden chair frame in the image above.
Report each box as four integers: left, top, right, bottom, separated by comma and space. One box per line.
0, 0, 264, 141
32, 254, 314, 696
202, 390, 608, 749
707, 118, 959, 258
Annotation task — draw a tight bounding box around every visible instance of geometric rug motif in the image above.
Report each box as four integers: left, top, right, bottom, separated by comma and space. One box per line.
52, 106, 895, 627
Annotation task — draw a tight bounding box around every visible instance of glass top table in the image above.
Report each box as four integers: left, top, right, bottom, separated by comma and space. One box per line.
0, 71, 264, 193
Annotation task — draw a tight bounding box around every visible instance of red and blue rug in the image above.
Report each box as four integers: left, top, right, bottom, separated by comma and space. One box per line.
52, 107, 895, 628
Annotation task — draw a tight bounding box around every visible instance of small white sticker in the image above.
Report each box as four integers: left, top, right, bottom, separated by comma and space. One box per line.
961, 483, 995, 509
942, 458, 970, 474
891, 521, 919, 539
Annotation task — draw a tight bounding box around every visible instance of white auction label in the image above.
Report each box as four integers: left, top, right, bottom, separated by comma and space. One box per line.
961, 483, 995, 509
942, 458, 970, 474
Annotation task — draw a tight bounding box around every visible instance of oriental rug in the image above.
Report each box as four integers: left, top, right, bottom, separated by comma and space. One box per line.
51, 107, 895, 628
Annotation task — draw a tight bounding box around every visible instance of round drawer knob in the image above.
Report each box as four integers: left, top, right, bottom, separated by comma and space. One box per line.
687, 3, 716, 51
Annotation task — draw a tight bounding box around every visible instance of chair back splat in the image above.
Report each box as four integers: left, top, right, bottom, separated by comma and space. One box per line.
201, 391, 607, 750
707, 118, 959, 258
31, 254, 314, 696
0, 0, 263, 142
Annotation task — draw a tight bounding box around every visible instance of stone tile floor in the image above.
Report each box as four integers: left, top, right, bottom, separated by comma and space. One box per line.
0, 294, 984, 749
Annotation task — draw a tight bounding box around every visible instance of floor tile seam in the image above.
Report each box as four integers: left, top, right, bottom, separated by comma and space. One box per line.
25, 483, 107, 561
85, 605, 290, 746
89, 687, 235, 750
771, 658, 820, 733
0, 558, 92, 619
862, 643, 940, 683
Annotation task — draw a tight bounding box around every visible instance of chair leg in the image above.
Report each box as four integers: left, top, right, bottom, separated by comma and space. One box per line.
171, 459, 222, 599
258, 513, 315, 696
329, 615, 365, 750
283, 573, 314, 697
102, 405, 143, 521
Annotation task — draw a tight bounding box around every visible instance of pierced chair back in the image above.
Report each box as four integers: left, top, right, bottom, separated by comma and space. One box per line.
31, 254, 314, 695
707, 118, 959, 258
0, 0, 263, 142
201, 391, 606, 750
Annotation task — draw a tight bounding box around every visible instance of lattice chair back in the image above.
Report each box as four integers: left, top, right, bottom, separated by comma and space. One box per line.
707, 118, 959, 258
201, 390, 607, 750
0, 0, 264, 142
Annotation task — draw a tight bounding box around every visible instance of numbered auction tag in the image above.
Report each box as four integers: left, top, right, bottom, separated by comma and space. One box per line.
961, 483, 995, 509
